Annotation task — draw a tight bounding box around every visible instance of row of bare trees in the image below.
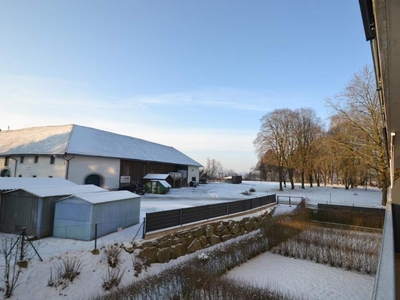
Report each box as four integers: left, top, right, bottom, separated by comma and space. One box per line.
200, 158, 238, 181
253, 66, 389, 205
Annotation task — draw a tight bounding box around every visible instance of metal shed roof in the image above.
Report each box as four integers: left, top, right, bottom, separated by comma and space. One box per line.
60, 190, 140, 204
5, 184, 107, 198
143, 174, 170, 180
155, 180, 171, 188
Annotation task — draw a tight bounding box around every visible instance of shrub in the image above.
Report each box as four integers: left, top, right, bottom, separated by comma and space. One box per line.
132, 257, 150, 277
271, 226, 381, 274
104, 245, 122, 268
102, 267, 125, 291
249, 188, 256, 193
48, 257, 82, 289
1, 238, 24, 298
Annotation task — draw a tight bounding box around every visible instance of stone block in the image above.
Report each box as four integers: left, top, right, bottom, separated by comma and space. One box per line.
137, 247, 157, 264
209, 235, 221, 246
205, 225, 214, 238
187, 238, 202, 254
199, 235, 208, 247
171, 244, 187, 259
221, 234, 232, 242
157, 247, 171, 263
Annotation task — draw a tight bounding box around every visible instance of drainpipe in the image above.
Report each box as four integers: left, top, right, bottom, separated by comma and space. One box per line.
62, 154, 75, 180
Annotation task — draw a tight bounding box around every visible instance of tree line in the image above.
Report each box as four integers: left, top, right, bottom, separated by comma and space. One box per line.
253, 66, 389, 205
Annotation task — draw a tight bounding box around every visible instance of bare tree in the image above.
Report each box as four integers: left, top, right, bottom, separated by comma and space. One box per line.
204, 158, 224, 180
254, 109, 296, 191
327, 66, 389, 205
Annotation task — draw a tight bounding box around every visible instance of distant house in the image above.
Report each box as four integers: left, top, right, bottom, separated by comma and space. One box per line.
0, 124, 202, 190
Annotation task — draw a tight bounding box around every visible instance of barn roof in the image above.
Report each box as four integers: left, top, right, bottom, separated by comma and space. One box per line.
0, 178, 76, 192
0, 124, 202, 167
61, 190, 140, 204
5, 184, 107, 198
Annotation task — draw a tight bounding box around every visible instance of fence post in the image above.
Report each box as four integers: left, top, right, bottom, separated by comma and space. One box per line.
289, 197, 292, 206
142, 217, 146, 239
180, 209, 183, 226
227, 202, 229, 215
20, 228, 25, 261
94, 223, 98, 250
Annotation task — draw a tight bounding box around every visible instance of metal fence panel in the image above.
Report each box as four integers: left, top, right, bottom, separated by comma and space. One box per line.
208, 203, 228, 219
182, 206, 209, 225
228, 200, 246, 214
145, 194, 277, 234
146, 208, 181, 232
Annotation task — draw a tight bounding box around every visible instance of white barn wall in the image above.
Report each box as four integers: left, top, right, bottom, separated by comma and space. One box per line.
188, 166, 200, 184
0, 155, 66, 178
68, 155, 120, 190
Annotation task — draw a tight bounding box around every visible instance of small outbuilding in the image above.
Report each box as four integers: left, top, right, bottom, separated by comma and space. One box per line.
145, 180, 171, 194
0, 184, 107, 237
53, 191, 141, 241
143, 174, 173, 188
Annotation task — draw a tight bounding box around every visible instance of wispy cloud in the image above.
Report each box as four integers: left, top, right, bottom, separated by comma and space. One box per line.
0, 75, 261, 171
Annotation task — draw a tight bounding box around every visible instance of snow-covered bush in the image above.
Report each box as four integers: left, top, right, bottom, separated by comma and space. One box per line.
102, 267, 125, 291
48, 256, 82, 289
104, 245, 122, 268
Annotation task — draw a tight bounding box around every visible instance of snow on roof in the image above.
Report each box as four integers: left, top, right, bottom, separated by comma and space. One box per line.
0, 178, 76, 191
0, 124, 202, 167
6, 184, 107, 198
153, 180, 171, 188
61, 190, 140, 204
143, 174, 170, 180
0, 125, 73, 155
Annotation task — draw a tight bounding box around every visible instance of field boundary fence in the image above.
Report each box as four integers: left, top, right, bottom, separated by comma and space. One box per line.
276, 195, 304, 206
143, 194, 276, 236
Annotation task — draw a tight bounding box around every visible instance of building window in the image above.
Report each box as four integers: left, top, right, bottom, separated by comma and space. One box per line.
20, 156, 24, 164
34, 156, 39, 163
50, 156, 55, 165
4, 157, 9, 167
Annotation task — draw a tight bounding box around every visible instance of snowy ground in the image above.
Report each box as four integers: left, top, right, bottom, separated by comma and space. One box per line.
0, 181, 383, 300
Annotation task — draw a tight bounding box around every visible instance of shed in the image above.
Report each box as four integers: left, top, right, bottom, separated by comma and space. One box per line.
0, 184, 107, 237
145, 180, 171, 194
232, 176, 243, 184
143, 173, 173, 188
53, 191, 141, 241
0, 178, 77, 224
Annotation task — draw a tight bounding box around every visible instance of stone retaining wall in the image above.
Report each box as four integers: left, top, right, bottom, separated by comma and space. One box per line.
131, 211, 271, 264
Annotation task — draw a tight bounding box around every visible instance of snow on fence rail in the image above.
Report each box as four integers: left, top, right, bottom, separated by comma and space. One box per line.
143, 194, 277, 236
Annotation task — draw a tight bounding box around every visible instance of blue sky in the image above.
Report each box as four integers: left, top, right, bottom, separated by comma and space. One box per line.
0, 1, 372, 173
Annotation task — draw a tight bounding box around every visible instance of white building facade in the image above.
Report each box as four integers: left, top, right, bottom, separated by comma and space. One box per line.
0, 125, 202, 190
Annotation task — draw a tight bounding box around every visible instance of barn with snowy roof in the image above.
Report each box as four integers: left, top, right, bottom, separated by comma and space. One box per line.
0, 124, 202, 190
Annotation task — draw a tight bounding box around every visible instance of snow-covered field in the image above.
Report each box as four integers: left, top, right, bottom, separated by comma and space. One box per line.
0, 181, 383, 300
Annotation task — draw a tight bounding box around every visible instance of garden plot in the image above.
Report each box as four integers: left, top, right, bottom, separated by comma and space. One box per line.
226, 226, 381, 300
